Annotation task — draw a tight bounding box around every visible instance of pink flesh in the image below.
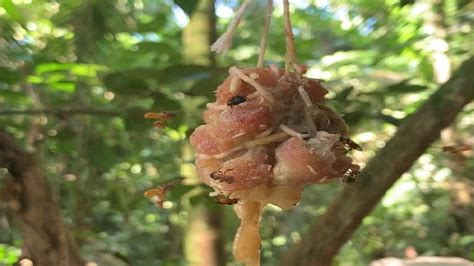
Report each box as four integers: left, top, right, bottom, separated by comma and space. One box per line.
196, 147, 273, 192
191, 66, 358, 190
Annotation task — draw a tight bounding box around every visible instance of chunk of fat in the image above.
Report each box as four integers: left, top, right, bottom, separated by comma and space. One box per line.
232, 184, 304, 266
233, 201, 262, 266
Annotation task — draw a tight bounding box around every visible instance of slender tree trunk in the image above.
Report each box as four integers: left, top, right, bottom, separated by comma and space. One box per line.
182, 0, 216, 65
0, 129, 84, 266
182, 1, 226, 266
281, 57, 474, 266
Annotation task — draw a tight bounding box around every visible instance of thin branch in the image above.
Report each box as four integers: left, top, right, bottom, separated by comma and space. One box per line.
281, 56, 474, 265
283, 0, 297, 70
0, 109, 122, 116
257, 0, 273, 67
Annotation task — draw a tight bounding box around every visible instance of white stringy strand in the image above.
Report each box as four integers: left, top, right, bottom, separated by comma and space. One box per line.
211, 0, 253, 53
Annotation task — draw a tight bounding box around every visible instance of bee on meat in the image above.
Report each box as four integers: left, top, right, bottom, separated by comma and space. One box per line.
215, 195, 239, 205
210, 169, 235, 184
340, 136, 363, 151
339, 168, 359, 184
227, 95, 247, 107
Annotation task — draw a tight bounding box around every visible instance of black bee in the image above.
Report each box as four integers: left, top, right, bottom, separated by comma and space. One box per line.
227, 95, 247, 107
340, 136, 363, 151
210, 169, 235, 184
339, 168, 360, 183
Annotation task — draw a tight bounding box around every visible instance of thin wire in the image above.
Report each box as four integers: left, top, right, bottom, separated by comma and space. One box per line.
257, 0, 273, 67
211, 0, 253, 53
283, 0, 297, 71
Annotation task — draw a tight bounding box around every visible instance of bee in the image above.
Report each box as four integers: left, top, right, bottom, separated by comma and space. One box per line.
442, 145, 471, 155
144, 111, 176, 129
215, 195, 239, 205
144, 178, 182, 208
339, 168, 360, 184
227, 95, 247, 107
340, 136, 363, 151
210, 169, 235, 184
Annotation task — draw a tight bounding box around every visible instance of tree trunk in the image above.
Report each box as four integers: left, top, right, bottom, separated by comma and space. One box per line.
281, 57, 474, 266
182, 0, 216, 65
181, 1, 226, 265
0, 129, 84, 266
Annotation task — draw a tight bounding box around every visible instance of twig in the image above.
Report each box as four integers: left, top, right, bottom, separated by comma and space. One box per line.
283, 0, 297, 70
257, 0, 273, 67
211, 0, 252, 53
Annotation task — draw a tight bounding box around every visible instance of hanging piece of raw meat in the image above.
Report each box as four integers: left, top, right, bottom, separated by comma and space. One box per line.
190, 65, 360, 266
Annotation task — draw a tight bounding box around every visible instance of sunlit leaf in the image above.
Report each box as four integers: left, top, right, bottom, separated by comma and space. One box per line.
0, 0, 24, 23
50, 82, 75, 93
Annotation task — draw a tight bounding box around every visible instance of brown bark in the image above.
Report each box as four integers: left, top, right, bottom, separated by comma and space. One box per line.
281, 57, 474, 266
181, 1, 226, 265
182, 0, 216, 65
0, 129, 84, 266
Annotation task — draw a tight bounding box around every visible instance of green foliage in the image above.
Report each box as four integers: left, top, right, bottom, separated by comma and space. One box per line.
0, 244, 21, 265
0, 0, 473, 265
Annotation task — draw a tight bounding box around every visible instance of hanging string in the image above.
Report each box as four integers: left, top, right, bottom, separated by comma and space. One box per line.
211, 0, 253, 53
283, 0, 297, 71
257, 0, 273, 67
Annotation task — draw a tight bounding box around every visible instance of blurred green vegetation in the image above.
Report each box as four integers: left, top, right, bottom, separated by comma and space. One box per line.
0, 0, 473, 265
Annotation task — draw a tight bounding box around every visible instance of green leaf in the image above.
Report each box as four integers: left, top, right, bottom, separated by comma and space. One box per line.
173, 0, 199, 16
386, 81, 427, 94
0, 89, 29, 105
124, 107, 154, 131
158, 65, 214, 84
102, 69, 155, 95
50, 82, 75, 93
333, 86, 354, 101
35, 63, 72, 75
0, 67, 21, 84
152, 93, 180, 110
35, 63, 105, 76
87, 139, 119, 170
108, 51, 157, 71
400, 0, 416, 7
137, 14, 167, 32
1, 0, 24, 23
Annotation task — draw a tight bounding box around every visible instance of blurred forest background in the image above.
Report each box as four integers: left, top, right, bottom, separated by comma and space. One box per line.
0, 0, 473, 265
